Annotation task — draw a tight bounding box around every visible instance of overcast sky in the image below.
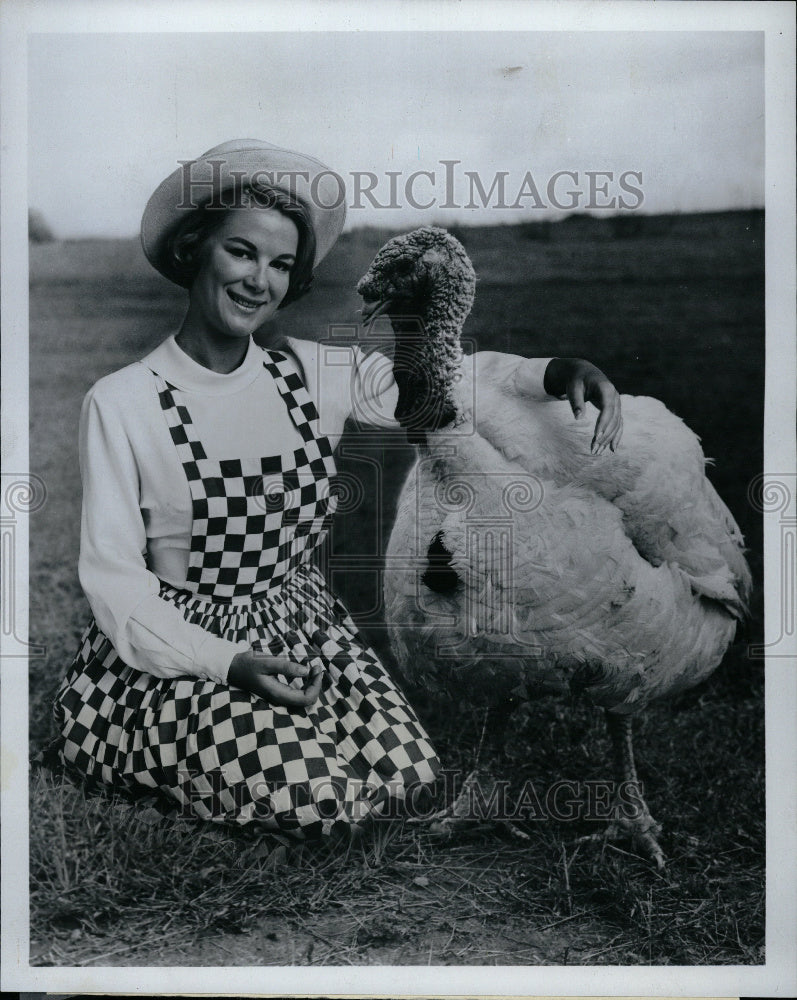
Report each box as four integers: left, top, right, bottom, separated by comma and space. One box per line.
28, 31, 764, 238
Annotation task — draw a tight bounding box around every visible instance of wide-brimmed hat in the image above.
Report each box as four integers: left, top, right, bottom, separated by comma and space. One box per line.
141, 139, 346, 284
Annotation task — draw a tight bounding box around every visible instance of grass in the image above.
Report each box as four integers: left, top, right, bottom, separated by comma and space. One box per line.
30, 649, 764, 966
27, 210, 765, 966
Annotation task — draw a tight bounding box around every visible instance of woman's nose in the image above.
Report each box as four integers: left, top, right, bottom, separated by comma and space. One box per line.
243, 261, 269, 293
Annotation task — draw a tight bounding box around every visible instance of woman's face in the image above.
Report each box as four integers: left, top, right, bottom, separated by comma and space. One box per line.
189, 206, 300, 339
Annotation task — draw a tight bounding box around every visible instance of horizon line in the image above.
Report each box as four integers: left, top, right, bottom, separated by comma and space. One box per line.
29, 205, 765, 243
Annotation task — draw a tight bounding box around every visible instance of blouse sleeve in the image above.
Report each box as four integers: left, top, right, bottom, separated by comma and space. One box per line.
348, 348, 557, 420
305, 340, 556, 427
347, 346, 400, 428
78, 383, 248, 684
513, 356, 556, 400
305, 340, 400, 430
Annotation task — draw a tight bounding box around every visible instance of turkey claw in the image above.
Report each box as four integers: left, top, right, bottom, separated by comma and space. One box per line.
419, 816, 530, 841
407, 769, 530, 841
578, 816, 666, 870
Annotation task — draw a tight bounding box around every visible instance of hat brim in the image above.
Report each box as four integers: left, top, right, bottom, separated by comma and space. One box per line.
140, 139, 346, 284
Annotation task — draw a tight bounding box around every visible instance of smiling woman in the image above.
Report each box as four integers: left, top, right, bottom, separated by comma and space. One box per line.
48, 139, 449, 836
174, 207, 300, 369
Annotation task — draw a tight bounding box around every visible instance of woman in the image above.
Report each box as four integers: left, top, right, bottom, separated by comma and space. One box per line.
53, 139, 622, 838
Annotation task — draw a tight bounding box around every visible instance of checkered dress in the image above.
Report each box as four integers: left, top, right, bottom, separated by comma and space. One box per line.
54, 350, 439, 837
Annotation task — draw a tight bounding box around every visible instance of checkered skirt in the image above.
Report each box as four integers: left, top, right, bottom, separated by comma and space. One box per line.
55, 562, 439, 836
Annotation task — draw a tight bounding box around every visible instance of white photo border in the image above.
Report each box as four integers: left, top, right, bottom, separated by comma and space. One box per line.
2, 0, 795, 995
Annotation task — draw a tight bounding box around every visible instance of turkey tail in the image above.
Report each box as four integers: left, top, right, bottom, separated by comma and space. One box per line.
684, 476, 753, 622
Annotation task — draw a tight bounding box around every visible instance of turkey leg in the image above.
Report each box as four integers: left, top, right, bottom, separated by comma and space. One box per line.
584, 711, 666, 869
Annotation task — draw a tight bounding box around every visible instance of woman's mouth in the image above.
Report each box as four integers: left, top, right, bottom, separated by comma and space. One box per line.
227, 289, 266, 313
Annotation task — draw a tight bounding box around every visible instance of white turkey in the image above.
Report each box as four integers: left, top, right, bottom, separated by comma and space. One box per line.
356, 226, 751, 867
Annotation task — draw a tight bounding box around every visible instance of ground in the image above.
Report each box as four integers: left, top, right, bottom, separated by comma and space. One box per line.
27, 210, 765, 966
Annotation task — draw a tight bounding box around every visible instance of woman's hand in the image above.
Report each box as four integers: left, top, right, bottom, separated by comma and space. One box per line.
228, 649, 323, 708
544, 357, 623, 454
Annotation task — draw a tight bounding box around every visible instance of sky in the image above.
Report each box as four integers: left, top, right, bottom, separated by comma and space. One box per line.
28, 30, 764, 238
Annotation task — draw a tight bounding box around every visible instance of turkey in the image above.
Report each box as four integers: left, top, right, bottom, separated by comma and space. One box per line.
356, 226, 751, 867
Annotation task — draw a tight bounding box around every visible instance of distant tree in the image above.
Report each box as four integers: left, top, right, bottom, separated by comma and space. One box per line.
29, 208, 55, 243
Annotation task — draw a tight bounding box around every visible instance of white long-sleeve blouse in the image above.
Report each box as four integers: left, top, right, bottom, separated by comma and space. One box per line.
79, 334, 553, 686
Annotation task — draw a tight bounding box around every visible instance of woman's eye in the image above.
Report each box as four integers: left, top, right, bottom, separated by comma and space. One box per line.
272, 260, 292, 273
228, 246, 253, 259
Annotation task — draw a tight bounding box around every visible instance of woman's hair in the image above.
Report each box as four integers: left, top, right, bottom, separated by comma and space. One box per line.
166, 181, 317, 307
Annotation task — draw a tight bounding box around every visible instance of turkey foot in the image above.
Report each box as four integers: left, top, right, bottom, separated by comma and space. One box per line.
407, 770, 530, 840
578, 712, 665, 869
579, 801, 665, 870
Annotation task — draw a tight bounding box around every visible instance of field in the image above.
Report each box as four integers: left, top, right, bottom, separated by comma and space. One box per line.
27, 210, 765, 967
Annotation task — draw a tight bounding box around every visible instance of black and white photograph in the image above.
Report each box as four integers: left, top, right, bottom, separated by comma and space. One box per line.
2, 0, 795, 995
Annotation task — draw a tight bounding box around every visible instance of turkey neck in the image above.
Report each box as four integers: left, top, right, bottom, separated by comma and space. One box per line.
391, 300, 466, 444
397, 302, 522, 493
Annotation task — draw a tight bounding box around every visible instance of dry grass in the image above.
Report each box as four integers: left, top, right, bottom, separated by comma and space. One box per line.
27, 211, 765, 966
30, 650, 764, 966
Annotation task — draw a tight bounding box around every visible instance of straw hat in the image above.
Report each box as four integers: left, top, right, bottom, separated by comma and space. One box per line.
141, 139, 346, 283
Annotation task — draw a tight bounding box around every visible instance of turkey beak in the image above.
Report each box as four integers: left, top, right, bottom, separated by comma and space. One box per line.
360, 298, 394, 326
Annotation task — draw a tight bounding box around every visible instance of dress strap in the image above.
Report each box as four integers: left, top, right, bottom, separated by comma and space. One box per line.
262, 349, 323, 445
151, 375, 208, 467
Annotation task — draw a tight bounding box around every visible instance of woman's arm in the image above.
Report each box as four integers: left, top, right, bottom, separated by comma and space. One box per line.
341, 345, 621, 453
79, 384, 249, 684
348, 346, 400, 428
81, 373, 325, 706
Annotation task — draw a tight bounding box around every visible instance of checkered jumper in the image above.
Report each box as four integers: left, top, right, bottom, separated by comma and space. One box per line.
54, 350, 439, 835
157, 351, 338, 601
